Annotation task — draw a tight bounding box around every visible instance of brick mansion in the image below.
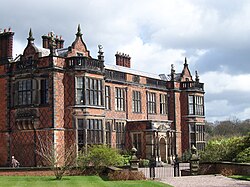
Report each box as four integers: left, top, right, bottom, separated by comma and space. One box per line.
0, 26, 205, 166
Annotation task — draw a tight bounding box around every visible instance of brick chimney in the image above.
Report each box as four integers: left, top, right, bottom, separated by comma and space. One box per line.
42, 32, 64, 49
115, 52, 131, 68
0, 27, 14, 62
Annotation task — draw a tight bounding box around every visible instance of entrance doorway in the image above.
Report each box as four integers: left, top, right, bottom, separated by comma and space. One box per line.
159, 138, 167, 162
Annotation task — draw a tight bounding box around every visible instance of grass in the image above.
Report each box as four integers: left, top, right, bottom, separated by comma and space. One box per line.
0, 176, 172, 187
229, 175, 250, 181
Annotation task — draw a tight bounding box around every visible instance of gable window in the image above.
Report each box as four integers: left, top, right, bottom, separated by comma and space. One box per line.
160, 94, 168, 114
17, 80, 32, 106
188, 95, 204, 116
132, 91, 141, 113
147, 92, 156, 114
115, 87, 126, 111
105, 86, 111, 110
40, 79, 49, 104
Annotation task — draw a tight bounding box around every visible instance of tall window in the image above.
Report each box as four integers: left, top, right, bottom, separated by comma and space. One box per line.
189, 124, 205, 151
188, 95, 204, 116
132, 133, 142, 156
105, 121, 112, 145
132, 91, 141, 113
76, 77, 84, 104
105, 86, 111, 110
17, 80, 32, 105
86, 78, 102, 106
77, 119, 103, 150
115, 122, 125, 149
115, 88, 126, 111
40, 79, 49, 104
147, 92, 156, 114
78, 119, 85, 150
76, 77, 103, 106
195, 96, 204, 116
86, 119, 103, 144
160, 94, 168, 114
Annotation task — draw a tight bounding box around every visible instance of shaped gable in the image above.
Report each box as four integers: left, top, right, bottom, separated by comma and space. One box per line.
68, 24, 90, 57
180, 58, 193, 82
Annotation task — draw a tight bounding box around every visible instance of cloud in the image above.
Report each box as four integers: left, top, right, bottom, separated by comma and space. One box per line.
201, 71, 250, 94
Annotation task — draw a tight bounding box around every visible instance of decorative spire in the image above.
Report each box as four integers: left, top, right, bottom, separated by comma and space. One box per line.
27, 28, 34, 43
195, 70, 200, 82
76, 24, 82, 37
184, 57, 188, 66
98, 44, 104, 62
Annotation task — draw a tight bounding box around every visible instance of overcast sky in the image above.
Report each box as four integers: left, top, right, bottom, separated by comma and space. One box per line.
1, 0, 250, 122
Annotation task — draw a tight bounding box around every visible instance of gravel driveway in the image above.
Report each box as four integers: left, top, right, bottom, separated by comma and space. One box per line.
159, 175, 250, 187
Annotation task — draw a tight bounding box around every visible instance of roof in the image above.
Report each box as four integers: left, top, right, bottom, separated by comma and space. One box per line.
37, 47, 50, 57
105, 63, 167, 80
57, 48, 68, 57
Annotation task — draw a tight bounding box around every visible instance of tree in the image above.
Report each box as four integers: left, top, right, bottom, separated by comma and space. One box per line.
36, 133, 77, 180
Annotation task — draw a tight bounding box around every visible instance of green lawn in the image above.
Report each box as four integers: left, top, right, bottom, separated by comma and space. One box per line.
0, 176, 171, 187
229, 175, 250, 181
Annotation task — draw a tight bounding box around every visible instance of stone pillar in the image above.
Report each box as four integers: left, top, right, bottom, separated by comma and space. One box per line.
190, 145, 200, 175
130, 147, 139, 171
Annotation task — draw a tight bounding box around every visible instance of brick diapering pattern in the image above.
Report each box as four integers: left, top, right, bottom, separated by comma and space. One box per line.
53, 72, 65, 129
11, 131, 35, 166
0, 78, 7, 131
64, 73, 75, 129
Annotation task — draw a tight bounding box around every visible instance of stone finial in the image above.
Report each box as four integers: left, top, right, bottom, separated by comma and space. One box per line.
130, 146, 139, 171
98, 44, 104, 62
184, 57, 188, 66
49, 31, 56, 56
27, 28, 34, 43
76, 24, 82, 37
171, 64, 176, 81
195, 70, 200, 82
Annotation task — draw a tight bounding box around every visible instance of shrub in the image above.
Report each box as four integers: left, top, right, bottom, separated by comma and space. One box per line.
122, 155, 131, 166
108, 170, 146, 180
78, 145, 124, 174
235, 147, 250, 163
200, 134, 250, 163
139, 159, 149, 167
181, 150, 191, 162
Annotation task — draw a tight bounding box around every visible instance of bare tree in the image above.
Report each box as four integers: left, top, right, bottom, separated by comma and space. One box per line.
36, 133, 77, 180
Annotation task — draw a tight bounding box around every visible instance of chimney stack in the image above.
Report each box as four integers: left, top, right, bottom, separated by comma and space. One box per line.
42, 32, 64, 49
115, 52, 131, 68
0, 27, 14, 63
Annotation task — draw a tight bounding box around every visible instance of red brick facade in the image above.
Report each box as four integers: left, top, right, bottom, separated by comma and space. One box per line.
0, 26, 205, 166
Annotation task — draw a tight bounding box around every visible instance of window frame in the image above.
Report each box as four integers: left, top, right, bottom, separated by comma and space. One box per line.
147, 92, 156, 114
17, 79, 33, 106
132, 90, 141, 113
188, 95, 204, 116
75, 77, 103, 106
115, 87, 126, 111
160, 94, 168, 115
105, 86, 111, 110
